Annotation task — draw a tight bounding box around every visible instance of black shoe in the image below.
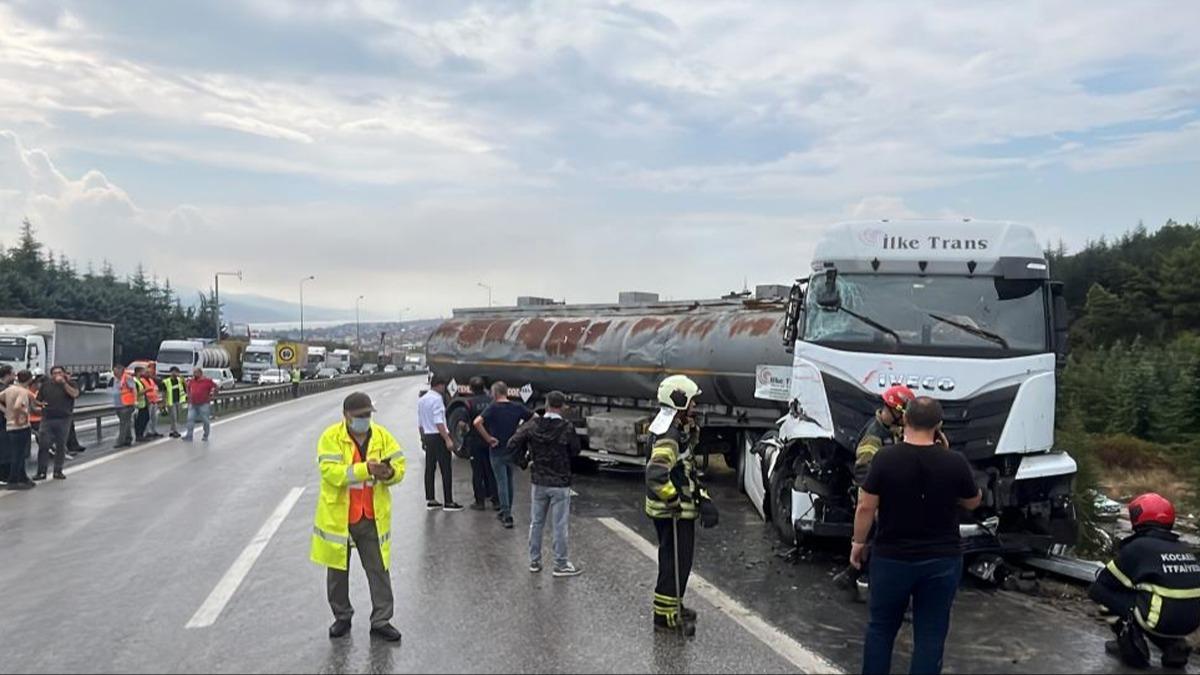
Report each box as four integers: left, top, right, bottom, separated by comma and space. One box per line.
70, 446, 86, 453
503, 517, 514, 529
491, 500, 502, 511
1161, 642, 1192, 669
681, 606, 697, 623
653, 613, 696, 637
443, 502, 465, 512
328, 619, 351, 639
53, 472, 66, 480
34, 472, 47, 481
370, 623, 402, 643
169, 433, 181, 438
426, 500, 443, 511
470, 501, 486, 511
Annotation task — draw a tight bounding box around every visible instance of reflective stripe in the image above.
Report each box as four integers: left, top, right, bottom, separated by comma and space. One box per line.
381, 451, 403, 462
1107, 560, 1135, 589
349, 480, 376, 490
1137, 584, 1200, 600
1147, 593, 1163, 629
318, 454, 343, 463
312, 526, 349, 547
657, 482, 678, 500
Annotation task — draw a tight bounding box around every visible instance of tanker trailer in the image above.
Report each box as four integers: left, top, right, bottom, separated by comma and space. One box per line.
426, 289, 794, 476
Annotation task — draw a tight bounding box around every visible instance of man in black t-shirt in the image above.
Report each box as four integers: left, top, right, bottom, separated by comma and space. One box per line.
852, 396, 981, 675
473, 381, 534, 529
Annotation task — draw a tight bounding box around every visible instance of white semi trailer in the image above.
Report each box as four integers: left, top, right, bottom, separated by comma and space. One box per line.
0, 318, 114, 390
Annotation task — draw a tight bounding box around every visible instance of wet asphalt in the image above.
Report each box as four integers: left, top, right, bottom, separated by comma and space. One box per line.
0, 376, 1192, 674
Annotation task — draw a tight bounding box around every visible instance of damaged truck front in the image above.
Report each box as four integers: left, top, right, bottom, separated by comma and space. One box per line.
745, 220, 1078, 560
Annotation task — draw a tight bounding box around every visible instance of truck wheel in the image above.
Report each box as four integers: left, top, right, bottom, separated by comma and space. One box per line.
445, 406, 473, 460
732, 432, 750, 496
769, 462, 797, 545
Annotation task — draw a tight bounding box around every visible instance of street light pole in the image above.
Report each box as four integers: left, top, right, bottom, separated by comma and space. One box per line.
477, 282, 493, 307
213, 270, 243, 342
355, 295, 365, 353
299, 275, 315, 342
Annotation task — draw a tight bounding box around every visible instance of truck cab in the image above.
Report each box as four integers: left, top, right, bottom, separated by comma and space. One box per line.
242, 340, 277, 383
746, 220, 1076, 555
0, 330, 47, 375
156, 339, 205, 375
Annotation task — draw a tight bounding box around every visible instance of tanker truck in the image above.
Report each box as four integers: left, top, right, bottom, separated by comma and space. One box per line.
156, 339, 233, 376
428, 219, 1078, 560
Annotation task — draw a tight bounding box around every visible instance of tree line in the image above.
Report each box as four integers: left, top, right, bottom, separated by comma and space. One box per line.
0, 219, 215, 362
1051, 219, 1200, 445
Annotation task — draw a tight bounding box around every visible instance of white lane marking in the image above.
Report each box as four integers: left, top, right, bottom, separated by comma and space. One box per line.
597, 517, 842, 675
186, 486, 306, 629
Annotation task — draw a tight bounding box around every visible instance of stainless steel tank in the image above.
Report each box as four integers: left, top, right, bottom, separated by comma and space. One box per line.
427, 297, 791, 409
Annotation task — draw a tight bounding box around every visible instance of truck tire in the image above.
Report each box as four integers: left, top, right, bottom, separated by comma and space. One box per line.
445, 405, 473, 460
768, 458, 797, 545
733, 431, 750, 496
85, 372, 97, 391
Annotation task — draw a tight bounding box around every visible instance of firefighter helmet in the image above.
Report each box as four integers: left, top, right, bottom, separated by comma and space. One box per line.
657, 374, 702, 411
882, 384, 917, 414
1129, 493, 1175, 529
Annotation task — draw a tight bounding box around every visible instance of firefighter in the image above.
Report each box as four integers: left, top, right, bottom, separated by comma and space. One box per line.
645, 374, 719, 637
1090, 493, 1200, 669
853, 384, 918, 485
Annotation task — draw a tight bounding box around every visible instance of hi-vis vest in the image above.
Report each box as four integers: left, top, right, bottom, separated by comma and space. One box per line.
164, 378, 187, 406
311, 421, 406, 571
119, 375, 137, 407
644, 426, 708, 520
133, 377, 148, 409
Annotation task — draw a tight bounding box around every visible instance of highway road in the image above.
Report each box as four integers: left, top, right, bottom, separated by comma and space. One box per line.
0, 376, 1184, 673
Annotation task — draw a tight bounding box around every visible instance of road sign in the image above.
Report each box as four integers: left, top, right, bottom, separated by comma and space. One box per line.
276, 342, 300, 367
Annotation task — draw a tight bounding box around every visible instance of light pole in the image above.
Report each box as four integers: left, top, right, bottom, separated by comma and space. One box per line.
476, 282, 493, 307
355, 295, 365, 353
299, 275, 315, 342
213, 270, 243, 342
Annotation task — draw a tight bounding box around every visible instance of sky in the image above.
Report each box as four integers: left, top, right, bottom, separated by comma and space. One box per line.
1, 1, 1198, 320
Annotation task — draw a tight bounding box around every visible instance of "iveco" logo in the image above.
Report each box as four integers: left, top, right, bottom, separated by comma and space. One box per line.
878, 373, 956, 392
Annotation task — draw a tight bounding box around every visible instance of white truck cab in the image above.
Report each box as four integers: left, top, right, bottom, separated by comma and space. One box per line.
746, 220, 1075, 556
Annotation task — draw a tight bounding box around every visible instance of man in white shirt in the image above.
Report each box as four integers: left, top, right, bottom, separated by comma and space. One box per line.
418, 374, 462, 511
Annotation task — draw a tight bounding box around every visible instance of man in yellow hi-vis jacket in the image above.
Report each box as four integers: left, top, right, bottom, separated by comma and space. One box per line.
311, 392, 406, 642
645, 375, 719, 637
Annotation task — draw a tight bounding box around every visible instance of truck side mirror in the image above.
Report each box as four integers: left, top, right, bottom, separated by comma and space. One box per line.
816, 268, 841, 310
781, 280, 806, 353
1051, 281, 1070, 368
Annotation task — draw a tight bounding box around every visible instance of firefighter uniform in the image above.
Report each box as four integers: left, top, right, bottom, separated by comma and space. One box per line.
853, 413, 902, 484
1091, 506, 1200, 668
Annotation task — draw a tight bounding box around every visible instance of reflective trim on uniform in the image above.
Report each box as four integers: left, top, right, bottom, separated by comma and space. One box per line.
381, 451, 403, 462
349, 480, 376, 490
312, 526, 349, 547
1137, 583, 1200, 600
1147, 594, 1163, 629
1107, 560, 1136, 589
318, 454, 343, 463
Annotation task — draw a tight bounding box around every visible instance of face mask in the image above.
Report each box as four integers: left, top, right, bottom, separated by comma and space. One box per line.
348, 416, 371, 434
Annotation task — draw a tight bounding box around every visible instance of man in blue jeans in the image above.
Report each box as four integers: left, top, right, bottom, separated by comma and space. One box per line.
473, 381, 533, 529
511, 391, 583, 577
851, 396, 981, 675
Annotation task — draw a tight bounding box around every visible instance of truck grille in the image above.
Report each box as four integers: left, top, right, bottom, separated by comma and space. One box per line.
823, 376, 1018, 461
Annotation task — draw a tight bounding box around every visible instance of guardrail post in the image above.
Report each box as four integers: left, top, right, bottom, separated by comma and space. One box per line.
96, 417, 102, 443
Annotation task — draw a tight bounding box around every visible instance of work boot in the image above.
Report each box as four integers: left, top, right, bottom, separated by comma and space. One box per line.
653, 613, 696, 637
680, 606, 697, 623
328, 619, 351, 639
370, 623, 402, 643
1160, 641, 1192, 669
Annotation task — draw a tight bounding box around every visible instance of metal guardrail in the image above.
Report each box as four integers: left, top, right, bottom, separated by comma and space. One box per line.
71, 372, 424, 442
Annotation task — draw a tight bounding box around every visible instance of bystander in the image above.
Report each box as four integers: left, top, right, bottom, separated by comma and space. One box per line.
473, 381, 534, 530
35, 366, 78, 480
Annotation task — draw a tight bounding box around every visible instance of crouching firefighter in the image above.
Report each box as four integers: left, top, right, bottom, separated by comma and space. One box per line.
1089, 493, 1200, 669
645, 375, 719, 637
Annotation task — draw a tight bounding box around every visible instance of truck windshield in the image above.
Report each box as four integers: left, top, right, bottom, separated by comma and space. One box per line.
307, 355, 324, 364
157, 349, 195, 365
803, 274, 1048, 357
0, 339, 25, 361
244, 352, 272, 364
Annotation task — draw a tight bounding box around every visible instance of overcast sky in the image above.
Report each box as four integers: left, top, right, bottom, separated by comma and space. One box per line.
1, 1, 1199, 319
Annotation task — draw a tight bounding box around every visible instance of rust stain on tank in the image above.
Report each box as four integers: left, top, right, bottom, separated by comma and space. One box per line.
630, 317, 670, 336
675, 317, 718, 340
729, 316, 780, 337
583, 321, 611, 347
483, 319, 514, 344
432, 320, 463, 340
456, 320, 491, 347
516, 318, 555, 351
545, 320, 590, 357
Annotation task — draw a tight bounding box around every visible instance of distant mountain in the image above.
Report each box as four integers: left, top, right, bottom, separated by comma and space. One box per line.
173, 286, 368, 324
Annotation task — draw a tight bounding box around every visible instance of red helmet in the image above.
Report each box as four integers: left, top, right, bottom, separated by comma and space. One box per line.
1129, 493, 1175, 529
882, 385, 917, 415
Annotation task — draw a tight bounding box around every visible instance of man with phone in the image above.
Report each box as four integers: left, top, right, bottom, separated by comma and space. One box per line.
36, 366, 79, 480
312, 392, 406, 643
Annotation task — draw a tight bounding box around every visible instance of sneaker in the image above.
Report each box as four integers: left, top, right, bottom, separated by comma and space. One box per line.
530, 560, 543, 574
66, 452, 78, 460
169, 432, 181, 439
34, 472, 47, 481
503, 517, 514, 529
426, 500, 443, 511
53, 472, 66, 480
71, 446, 86, 453
443, 502, 465, 512
552, 562, 582, 577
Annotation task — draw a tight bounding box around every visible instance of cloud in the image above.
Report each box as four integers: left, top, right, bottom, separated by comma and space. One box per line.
201, 112, 314, 144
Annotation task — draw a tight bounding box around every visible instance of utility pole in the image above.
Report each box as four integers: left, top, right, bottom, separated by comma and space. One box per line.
213, 270, 243, 342
477, 282, 493, 307
355, 295, 365, 353
299, 275, 315, 342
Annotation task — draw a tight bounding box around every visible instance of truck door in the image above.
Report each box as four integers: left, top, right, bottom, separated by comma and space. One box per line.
27, 337, 46, 375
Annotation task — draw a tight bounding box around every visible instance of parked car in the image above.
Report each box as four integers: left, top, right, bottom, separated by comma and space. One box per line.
99, 371, 115, 388
258, 369, 290, 385
383, 364, 398, 373
361, 363, 378, 374
314, 367, 340, 380
202, 367, 237, 391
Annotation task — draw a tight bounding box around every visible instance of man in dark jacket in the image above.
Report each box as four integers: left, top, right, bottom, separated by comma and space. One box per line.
1090, 493, 1200, 669
510, 390, 582, 577
463, 377, 498, 511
